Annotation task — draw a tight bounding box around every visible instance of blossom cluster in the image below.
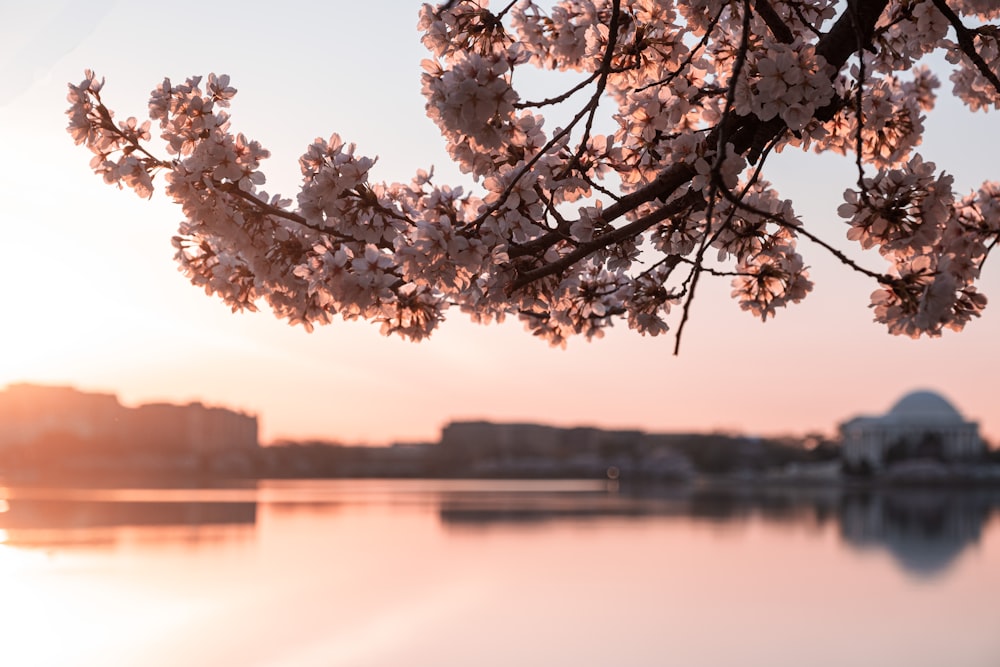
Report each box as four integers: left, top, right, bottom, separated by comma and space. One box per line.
838, 155, 996, 337
735, 41, 835, 132
67, 0, 1000, 347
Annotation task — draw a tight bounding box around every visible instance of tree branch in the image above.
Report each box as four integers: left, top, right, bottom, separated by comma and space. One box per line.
753, 0, 795, 44
506, 189, 703, 293
466, 0, 623, 232
930, 0, 1000, 97
508, 0, 891, 290
516, 72, 600, 108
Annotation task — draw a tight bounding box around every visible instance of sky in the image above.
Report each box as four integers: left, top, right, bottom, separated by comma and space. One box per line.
0, 1, 997, 446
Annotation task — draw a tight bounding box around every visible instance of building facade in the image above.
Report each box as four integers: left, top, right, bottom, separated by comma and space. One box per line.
438, 420, 694, 478
840, 390, 983, 472
0, 384, 123, 448
0, 384, 258, 471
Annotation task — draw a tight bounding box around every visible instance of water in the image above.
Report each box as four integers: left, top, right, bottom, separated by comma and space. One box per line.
1, 479, 998, 667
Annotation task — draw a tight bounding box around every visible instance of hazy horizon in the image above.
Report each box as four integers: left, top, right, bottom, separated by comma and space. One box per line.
0, 381, 991, 450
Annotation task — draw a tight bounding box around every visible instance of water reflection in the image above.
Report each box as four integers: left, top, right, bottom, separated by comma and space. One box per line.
841, 489, 998, 577
0, 480, 998, 577
0, 486, 257, 548
0, 480, 997, 666
438, 484, 1000, 577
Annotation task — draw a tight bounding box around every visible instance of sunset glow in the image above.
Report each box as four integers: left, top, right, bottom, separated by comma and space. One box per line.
4, 3, 1000, 666
1, 2, 998, 446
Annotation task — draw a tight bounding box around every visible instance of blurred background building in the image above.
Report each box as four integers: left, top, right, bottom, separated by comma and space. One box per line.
0, 383, 258, 476
840, 390, 984, 473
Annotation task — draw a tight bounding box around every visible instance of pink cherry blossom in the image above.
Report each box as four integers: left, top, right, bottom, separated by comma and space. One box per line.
66, 0, 1000, 349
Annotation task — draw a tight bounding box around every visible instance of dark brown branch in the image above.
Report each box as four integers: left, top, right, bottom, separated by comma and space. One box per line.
558, 0, 623, 179
713, 180, 888, 282
216, 183, 397, 252
634, 7, 726, 93
502, 0, 892, 301
815, 0, 890, 68
789, 1, 824, 38
508, 157, 699, 260
506, 189, 703, 293
930, 0, 1000, 96
89, 94, 172, 169
495, 0, 518, 20
466, 0, 623, 232
753, 0, 795, 44
849, 0, 872, 206
731, 0, 891, 160
217, 182, 311, 227
672, 262, 701, 355
715, 0, 754, 163
515, 72, 600, 108
675, 258, 749, 277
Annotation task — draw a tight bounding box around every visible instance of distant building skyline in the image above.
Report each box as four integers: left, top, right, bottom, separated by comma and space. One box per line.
0, 383, 258, 474
3, 382, 994, 454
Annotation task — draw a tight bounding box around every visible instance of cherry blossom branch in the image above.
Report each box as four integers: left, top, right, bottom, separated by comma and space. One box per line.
753, 0, 795, 44
507, 188, 704, 293
216, 182, 309, 226
558, 0, 623, 178
807, 0, 886, 73
713, 180, 888, 282
467, 1, 623, 232
68, 0, 1000, 346
493, 0, 888, 279
87, 93, 173, 170
671, 265, 704, 354
848, 0, 872, 206
788, 1, 824, 38
930, 0, 1000, 96
634, 7, 725, 94
506, 191, 704, 294
714, 0, 753, 163
495, 0, 518, 20
674, 258, 748, 278
515, 72, 599, 108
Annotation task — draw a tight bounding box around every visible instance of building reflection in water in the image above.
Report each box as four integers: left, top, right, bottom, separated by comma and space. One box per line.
0, 480, 997, 577
839, 490, 996, 577
438, 484, 1000, 578
0, 487, 257, 548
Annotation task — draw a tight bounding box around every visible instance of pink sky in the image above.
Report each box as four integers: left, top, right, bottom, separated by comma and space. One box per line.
1, 2, 997, 445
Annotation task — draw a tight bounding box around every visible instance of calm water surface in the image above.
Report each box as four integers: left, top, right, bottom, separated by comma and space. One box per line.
1, 479, 998, 667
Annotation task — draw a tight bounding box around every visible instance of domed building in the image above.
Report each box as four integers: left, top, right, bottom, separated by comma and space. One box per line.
840, 390, 983, 472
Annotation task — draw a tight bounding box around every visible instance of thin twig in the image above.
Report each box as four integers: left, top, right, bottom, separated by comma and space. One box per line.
634, 7, 726, 94
848, 0, 872, 206
465, 1, 623, 232
516, 73, 600, 108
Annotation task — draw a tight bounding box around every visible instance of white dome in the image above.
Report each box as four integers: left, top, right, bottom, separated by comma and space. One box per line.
887, 390, 964, 423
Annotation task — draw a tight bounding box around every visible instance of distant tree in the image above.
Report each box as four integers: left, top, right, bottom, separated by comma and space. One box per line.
67, 0, 1000, 351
